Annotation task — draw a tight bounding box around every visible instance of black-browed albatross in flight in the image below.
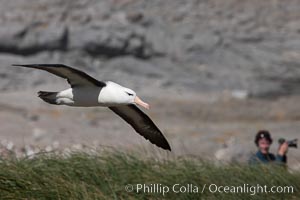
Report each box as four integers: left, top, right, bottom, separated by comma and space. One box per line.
13, 64, 171, 151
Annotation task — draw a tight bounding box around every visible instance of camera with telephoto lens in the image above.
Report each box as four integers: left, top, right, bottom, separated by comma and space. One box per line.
278, 138, 298, 148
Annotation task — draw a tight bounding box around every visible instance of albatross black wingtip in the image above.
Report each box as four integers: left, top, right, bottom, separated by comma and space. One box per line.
12, 64, 34, 67
166, 144, 172, 151
12, 64, 69, 68
160, 139, 171, 151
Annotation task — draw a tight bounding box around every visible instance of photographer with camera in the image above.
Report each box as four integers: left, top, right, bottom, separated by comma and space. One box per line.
248, 130, 295, 165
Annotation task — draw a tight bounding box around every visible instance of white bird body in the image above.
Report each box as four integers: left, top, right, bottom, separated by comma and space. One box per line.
54, 81, 136, 107
52, 81, 136, 107
13, 64, 171, 151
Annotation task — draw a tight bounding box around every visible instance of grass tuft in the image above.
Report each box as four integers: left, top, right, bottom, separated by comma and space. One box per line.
0, 150, 299, 199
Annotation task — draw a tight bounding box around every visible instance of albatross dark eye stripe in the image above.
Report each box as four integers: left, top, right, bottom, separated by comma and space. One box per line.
126, 92, 134, 96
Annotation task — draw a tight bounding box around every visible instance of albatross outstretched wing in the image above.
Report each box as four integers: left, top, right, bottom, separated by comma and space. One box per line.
109, 104, 171, 151
12, 64, 106, 88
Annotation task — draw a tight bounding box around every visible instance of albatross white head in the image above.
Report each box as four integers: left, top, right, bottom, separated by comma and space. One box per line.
123, 88, 150, 109
101, 81, 150, 109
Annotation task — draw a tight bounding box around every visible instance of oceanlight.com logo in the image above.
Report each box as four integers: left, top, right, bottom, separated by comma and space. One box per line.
124, 183, 294, 196
208, 184, 294, 195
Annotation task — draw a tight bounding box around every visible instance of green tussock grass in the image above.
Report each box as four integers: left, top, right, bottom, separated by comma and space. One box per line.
0, 150, 299, 200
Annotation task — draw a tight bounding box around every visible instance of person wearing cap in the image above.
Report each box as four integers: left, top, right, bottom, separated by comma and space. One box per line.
249, 130, 288, 165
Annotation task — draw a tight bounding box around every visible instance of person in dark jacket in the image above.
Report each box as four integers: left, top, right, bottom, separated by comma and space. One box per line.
249, 130, 288, 165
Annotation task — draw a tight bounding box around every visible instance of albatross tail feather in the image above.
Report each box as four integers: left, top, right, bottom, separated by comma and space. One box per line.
38, 91, 58, 105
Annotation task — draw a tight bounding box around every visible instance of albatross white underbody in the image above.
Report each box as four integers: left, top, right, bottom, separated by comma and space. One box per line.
13, 64, 171, 151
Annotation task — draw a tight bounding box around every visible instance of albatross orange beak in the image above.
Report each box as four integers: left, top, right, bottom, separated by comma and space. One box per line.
135, 96, 150, 109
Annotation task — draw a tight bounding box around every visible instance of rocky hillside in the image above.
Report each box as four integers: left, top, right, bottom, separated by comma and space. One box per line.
0, 0, 300, 97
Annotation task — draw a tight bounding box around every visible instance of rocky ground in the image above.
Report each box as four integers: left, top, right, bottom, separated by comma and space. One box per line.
0, 0, 300, 167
